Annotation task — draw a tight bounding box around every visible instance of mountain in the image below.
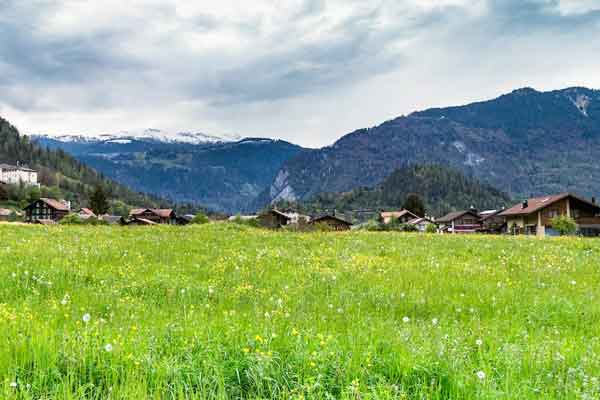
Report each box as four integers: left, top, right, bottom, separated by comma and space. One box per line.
1, 117, 168, 213
34, 133, 304, 213
267, 87, 600, 205
276, 164, 512, 219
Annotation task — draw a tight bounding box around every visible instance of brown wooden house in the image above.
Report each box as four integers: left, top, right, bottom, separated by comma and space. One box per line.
499, 193, 600, 237
24, 198, 70, 223
479, 209, 507, 234
310, 215, 353, 231
380, 209, 419, 225
436, 209, 481, 234
128, 208, 177, 225
257, 209, 292, 229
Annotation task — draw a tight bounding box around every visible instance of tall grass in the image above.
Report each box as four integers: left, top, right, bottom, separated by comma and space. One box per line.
1, 224, 599, 398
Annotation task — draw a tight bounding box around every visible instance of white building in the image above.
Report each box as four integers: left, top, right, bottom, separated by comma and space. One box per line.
0, 163, 38, 186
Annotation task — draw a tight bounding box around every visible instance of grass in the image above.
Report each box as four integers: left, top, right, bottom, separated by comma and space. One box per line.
1, 224, 600, 399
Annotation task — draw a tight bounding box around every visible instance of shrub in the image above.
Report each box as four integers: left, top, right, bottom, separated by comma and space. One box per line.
190, 213, 209, 225
59, 214, 84, 225
230, 216, 260, 228
551, 215, 578, 236
425, 223, 438, 234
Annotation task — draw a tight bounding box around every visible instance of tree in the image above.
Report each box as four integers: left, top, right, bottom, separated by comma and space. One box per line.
90, 185, 110, 215
190, 212, 209, 224
403, 193, 426, 217
551, 215, 578, 236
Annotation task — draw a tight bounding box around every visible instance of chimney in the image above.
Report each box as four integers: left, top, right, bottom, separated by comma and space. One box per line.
522, 200, 529, 209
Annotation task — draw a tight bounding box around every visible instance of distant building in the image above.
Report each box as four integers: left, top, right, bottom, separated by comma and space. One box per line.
436, 209, 481, 234
257, 209, 291, 229
24, 198, 70, 223
0, 208, 13, 222
77, 208, 97, 220
479, 209, 506, 234
0, 163, 38, 186
310, 215, 353, 231
100, 215, 122, 225
128, 208, 177, 225
380, 209, 419, 224
407, 217, 437, 232
500, 193, 600, 237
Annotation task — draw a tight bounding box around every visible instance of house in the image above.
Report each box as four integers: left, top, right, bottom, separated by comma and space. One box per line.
77, 208, 97, 220
479, 209, 506, 234
310, 215, 353, 231
24, 198, 70, 223
380, 209, 420, 224
436, 209, 481, 234
407, 217, 438, 232
122, 216, 158, 226
129, 208, 177, 224
257, 209, 291, 229
176, 214, 195, 225
499, 193, 600, 237
0, 163, 38, 186
0, 208, 13, 222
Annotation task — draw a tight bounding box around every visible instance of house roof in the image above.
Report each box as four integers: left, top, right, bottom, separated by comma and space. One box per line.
24, 198, 70, 211
129, 208, 174, 218
408, 217, 436, 225
380, 209, 419, 220
0, 163, 36, 172
436, 210, 479, 223
130, 217, 158, 225
499, 193, 600, 217
480, 209, 504, 221
311, 215, 353, 226
100, 215, 122, 224
79, 208, 96, 216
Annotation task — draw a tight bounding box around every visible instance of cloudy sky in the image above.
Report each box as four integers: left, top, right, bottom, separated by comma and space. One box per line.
1, 0, 600, 147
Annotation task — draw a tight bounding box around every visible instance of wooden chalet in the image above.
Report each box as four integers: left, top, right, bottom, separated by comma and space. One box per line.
380, 209, 419, 224
479, 209, 507, 234
310, 215, 353, 231
257, 209, 291, 229
499, 193, 600, 237
407, 217, 437, 232
128, 208, 177, 225
24, 198, 70, 223
77, 208, 97, 220
436, 209, 481, 234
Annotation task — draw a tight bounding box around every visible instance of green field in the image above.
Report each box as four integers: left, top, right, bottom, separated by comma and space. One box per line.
1, 224, 600, 399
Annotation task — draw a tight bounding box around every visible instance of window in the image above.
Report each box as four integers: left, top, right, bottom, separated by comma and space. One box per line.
546, 209, 559, 218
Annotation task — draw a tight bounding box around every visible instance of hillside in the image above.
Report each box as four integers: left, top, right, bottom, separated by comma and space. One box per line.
35, 135, 304, 213
267, 87, 600, 205
1, 116, 165, 213
277, 164, 511, 219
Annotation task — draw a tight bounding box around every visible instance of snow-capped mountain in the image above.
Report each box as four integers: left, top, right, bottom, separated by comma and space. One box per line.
33, 128, 242, 145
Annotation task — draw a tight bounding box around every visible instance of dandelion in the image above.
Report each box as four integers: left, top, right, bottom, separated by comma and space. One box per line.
476, 371, 486, 380
402, 316, 410, 323
570, 280, 577, 286
432, 318, 438, 325
104, 343, 113, 352
476, 339, 483, 346
208, 287, 215, 294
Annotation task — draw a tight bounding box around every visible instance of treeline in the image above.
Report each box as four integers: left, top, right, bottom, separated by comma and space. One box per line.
276, 164, 512, 218
0, 117, 170, 213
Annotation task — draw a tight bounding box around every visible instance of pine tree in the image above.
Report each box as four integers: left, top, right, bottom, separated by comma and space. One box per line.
403, 193, 426, 217
90, 185, 110, 215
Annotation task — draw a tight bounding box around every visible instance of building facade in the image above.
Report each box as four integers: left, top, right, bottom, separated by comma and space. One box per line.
0, 163, 38, 186
24, 198, 70, 223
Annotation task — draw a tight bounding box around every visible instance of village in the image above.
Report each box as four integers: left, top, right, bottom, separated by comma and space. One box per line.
2, 163, 600, 237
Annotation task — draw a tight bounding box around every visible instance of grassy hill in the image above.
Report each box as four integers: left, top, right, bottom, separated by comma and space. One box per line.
1, 116, 167, 213
1, 223, 599, 398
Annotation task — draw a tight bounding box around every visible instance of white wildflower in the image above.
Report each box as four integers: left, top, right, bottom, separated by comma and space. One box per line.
476, 371, 486, 380
476, 339, 483, 346
104, 343, 113, 352
432, 318, 438, 325
402, 316, 410, 323
82, 313, 91, 323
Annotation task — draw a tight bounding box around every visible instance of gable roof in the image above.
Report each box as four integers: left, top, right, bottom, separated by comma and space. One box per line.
79, 208, 96, 216
129, 208, 174, 218
408, 217, 436, 225
24, 198, 70, 211
436, 210, 479, 223
499, 193, 600, 217
311, 215, 353, 226
380, 209, 419, 220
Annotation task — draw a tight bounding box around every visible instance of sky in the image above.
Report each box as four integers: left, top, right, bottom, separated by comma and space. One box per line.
1, 0, 600, 148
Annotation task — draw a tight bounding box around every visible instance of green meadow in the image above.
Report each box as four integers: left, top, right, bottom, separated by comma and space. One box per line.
1, 224, 600, 399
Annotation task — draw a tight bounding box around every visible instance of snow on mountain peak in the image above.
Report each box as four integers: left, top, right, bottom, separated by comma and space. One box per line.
34, 129, 242, 145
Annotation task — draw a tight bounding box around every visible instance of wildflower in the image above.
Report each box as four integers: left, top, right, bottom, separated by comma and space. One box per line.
432, 318, 438, 325
243, 347, 250, 353
291, 328, 299, 336
82, 313, 91, 323
10, 381, 17, 388
475, 339, 483, 346
570, 280, 577, 286
208, 287, 214, 294
104, 343, 113, 352
402, 316, 410, 323
476, 371, 486, 380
